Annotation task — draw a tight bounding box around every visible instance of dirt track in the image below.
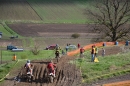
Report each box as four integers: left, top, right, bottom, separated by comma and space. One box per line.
11, 55, 82, 86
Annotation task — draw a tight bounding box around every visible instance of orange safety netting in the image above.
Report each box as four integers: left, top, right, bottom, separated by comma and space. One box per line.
103, 80, 130, 86
67, 42, 125, 56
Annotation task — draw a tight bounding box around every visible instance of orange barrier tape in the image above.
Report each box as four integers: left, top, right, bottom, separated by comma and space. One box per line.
103, 80, 130, 86
67, 42, 125, 56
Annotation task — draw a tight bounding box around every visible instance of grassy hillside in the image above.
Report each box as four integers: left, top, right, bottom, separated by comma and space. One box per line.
74, 46, 130, 83
27, 0, 91, 23
0, 0, 41, 21
0, 0, 95, 23
0, 24, 11, 37
0, 22, 22, 39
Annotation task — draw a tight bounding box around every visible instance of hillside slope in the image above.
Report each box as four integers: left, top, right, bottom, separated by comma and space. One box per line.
0, 0, 94, 23
0, 0, 41, 20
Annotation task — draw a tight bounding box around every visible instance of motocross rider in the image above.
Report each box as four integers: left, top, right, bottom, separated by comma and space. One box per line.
47, 60, 56, 77
55, 49, 60, 58
24, 60, 33, 76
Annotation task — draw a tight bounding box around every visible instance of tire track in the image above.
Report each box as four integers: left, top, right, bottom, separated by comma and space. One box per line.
16, 55, 82, 86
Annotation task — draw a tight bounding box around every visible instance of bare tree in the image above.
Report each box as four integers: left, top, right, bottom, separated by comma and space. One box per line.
87, 0, 130, 41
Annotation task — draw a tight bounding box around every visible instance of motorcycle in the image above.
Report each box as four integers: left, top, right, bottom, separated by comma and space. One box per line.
48, 70, 55, 83
48, 73, 54, 83
55, 50, 61, 62
26, 72, 33, 82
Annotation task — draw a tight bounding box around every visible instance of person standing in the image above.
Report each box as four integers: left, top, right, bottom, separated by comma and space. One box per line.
91, 46, 95, 62
102, 48, 105, 57
95, 46, 98, 57
65, 44, 69, 53
80, 47, 85, 58
78, 43, 80, 48
62, 50, 65, 55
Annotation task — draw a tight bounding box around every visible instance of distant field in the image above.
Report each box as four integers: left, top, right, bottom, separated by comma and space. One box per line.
7, 23, 98, 47
27, 0, 95, 23
0, 0, 95, 23
0, 0, 41, 20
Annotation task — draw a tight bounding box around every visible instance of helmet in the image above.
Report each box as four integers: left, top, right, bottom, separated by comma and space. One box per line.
27, 60, 30, 63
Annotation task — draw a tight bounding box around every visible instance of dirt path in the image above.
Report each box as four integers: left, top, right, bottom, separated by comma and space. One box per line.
17, 55, 82, 86
1, 55, 82, 86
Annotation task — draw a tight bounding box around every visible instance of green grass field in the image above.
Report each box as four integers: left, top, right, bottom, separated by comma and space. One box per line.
0, 0, 96, 24
27, 0, 96, 23
0, 49, 55, 80
0, 24, 12, 37
73, 47, 130, 83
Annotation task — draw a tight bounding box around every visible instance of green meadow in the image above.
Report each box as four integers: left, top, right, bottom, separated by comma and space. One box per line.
73, 46, 130, 83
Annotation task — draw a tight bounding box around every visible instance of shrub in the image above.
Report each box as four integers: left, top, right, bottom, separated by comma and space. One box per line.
31, 45, 40, 55
71, 33, 80, 38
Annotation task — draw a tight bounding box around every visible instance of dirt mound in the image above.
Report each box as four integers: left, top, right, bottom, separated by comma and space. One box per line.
16, 55, 82, 86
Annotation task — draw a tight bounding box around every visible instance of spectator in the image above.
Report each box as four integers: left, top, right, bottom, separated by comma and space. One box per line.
62, 50, 65, 55
65, 44, 69, 53
80, 47, 85, 58
78, 43, 80, 48
95, 46, 98, 57
91, 46, 95, 62
102, 48, 105, 57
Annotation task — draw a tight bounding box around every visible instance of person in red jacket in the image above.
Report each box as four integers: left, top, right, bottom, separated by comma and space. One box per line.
78, 43, 80, 48
80, 47, 85, 58
47, 60, 56, 77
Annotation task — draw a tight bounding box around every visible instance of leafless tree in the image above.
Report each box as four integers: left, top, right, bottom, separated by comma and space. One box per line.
87, 0, 130, 41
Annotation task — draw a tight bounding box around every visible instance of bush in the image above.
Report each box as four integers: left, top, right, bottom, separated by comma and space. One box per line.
71, 33, 80, 38
31, 45, 40, 55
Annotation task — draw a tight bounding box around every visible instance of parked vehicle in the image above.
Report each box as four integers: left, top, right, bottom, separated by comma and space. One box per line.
0, 32, 2, 38
7, 45, 17, 50
45, 44, 56, 50
7, 45, 23, 52
68, 45, 77, 49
